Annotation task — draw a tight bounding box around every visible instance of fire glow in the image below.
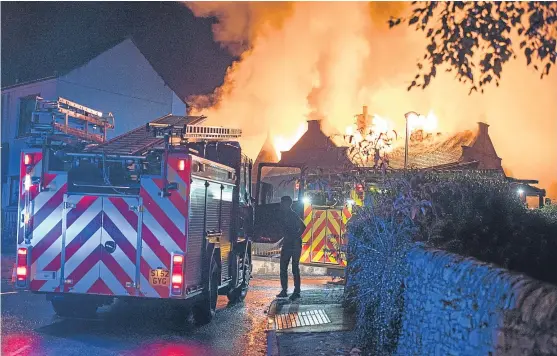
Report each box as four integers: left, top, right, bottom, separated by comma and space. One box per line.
272, 123, 307, 160
406, 111, 438, 133
186, 2, 557, 196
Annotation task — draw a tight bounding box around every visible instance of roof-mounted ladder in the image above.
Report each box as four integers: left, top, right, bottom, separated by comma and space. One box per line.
146, 123, 242, 143
31, 96, 114, 144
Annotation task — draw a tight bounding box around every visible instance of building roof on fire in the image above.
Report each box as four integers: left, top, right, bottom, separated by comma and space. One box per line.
386, 122, 502, 171
278, 120, 354, 171
263, 118, 503, 174
387, 130, 477, 170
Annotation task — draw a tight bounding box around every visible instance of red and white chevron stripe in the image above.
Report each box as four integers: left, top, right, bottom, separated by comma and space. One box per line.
138, 154, 190, 298
60, 195, 151, 297
22, 151, 192, 299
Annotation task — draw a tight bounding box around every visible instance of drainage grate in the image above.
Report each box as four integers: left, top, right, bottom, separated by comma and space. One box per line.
273, 309, 331, 330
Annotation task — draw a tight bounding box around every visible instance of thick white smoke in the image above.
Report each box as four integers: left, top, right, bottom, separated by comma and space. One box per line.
186, 2, 557, 197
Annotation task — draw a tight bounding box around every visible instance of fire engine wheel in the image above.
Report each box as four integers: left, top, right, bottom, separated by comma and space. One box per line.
193, 262, 219, 325
227, 254, 251, 303
51, 297, 98, 318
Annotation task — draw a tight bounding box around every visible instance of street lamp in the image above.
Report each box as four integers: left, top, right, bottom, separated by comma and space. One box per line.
404, 111, 420, 170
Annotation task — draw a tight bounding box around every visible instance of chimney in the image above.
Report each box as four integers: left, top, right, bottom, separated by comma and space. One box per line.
307, 119, 322, 132
478, 122, 489, 135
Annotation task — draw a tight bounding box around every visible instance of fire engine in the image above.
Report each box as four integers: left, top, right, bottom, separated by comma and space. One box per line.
254, 163, 365, 270
14, 97, 254, 325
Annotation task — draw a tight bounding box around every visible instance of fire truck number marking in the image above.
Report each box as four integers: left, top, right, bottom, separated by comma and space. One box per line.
149, 269, 169, 286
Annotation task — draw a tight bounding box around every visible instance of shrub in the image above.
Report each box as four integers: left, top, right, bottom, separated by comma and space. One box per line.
345, 177, 424, 354
409, 172, 557, 285
344, 171, 557, 355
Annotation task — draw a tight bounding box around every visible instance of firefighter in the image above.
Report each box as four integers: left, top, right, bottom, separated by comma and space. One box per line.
276, 196, 306, 300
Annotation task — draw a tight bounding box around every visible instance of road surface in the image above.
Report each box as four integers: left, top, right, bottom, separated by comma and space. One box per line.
1, 274, 332, 356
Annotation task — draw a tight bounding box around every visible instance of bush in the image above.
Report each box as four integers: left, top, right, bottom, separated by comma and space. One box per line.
540, 203, 557, 222
344, 171, 557, 355
409, 172, 557, 285
345, 178, 423, 354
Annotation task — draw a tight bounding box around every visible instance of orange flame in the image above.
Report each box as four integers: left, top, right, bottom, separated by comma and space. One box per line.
185, 2, 557, 196
272, 123, 307, 160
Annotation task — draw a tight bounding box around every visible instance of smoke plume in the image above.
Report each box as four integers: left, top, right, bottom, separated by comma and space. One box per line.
185, 1, 557, 194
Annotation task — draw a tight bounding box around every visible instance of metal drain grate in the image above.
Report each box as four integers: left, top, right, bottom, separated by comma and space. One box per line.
273, 309, 331, 330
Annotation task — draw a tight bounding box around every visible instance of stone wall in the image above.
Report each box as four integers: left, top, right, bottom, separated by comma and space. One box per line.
396, 246, 557, 355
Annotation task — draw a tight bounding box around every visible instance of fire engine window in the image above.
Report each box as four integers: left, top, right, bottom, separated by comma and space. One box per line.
67, 157, 141, 194
68, 159, 104, 186
143, 151, 162, 176
259, 166, 301, 204
46, 149, 69, 171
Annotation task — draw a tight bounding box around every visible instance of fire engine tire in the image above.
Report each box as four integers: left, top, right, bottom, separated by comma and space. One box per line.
193, 262, 219, 325
227, 254, 251, 304
51, 298, 98, 318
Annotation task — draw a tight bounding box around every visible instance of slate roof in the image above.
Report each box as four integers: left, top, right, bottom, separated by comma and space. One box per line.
1, 37, 184, 102
2, 37, 128, 90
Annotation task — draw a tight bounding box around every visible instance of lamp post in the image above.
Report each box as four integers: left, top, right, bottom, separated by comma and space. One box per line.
404, 111, 419, 170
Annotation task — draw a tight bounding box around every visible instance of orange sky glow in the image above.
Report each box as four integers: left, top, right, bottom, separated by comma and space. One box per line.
186, 2, 557, 198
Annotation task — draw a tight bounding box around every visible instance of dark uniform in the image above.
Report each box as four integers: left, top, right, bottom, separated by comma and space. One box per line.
279, 208, 306, 294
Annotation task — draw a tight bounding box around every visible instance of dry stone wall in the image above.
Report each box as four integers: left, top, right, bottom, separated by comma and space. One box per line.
396, 246, 557, 355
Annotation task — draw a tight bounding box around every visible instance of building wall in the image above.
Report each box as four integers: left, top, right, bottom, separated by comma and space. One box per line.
1, 39, 186, 210
1, 79, 58, 209
396, 246, 557, 355
57, 39, 183, 137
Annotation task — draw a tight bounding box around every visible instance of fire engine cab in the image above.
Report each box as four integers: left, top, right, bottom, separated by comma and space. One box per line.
14, 97, 254, 325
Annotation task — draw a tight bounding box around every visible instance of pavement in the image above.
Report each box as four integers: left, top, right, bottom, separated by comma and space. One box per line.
266, 286, 358, 356
0, 248, 337, 356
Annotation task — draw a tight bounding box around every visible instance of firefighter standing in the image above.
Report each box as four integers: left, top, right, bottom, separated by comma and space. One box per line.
276, 196, 306, 300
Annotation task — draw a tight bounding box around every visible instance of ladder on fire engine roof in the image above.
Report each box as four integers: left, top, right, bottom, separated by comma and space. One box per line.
86, 114, 210, 155
31, 96, 115, 144
147, 122, 242, 141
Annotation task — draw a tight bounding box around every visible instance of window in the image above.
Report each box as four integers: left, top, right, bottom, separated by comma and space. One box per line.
1, 142, 8, 184
17, 95, 38, 137
9, 176, 19, 206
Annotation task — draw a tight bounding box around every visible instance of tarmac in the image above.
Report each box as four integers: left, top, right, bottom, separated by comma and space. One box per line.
266, 286, 359, 356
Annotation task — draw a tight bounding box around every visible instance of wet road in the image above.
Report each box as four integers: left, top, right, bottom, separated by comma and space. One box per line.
1, 276, 331, 356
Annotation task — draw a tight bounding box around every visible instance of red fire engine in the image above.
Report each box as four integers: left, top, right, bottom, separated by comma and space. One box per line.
14, 98, 254, 325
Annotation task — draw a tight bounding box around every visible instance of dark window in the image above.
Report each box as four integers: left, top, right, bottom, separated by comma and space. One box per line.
1, 142, 8, 183
17, 95, 38, 137
9, 176, 19, 206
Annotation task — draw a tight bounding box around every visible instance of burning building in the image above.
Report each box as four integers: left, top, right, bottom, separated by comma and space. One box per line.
262, 118, 503, 172
277, 120, 353, 172
254, 113, 547, 206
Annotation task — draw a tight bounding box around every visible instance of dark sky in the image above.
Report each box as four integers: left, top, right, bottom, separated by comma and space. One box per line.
1, 2, 234, 98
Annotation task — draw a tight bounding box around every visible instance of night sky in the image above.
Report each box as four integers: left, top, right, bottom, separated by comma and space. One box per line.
1, 2, 234, 98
